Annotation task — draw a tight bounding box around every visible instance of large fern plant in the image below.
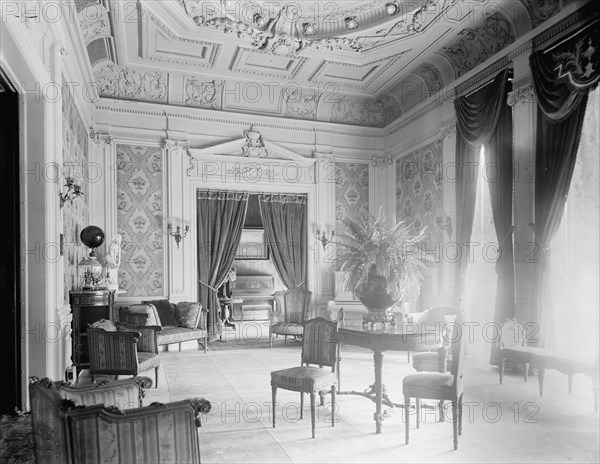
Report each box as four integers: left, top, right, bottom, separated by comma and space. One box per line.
336, 208, 429, 309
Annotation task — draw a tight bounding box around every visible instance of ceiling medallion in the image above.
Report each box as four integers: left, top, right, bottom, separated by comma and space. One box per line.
386, 2, 399, 15
345, 16, 359, 30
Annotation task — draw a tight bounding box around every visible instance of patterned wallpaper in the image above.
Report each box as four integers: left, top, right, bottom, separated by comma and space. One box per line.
395, 140, 444, 249
335, 162, 369, 238
116, 145, 164, 297
62, 86, 89, 303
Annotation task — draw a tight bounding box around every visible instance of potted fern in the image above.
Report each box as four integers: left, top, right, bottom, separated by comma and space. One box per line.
335, 208, 429, 330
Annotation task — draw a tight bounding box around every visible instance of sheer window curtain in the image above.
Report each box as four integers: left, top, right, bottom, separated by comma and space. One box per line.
546, 87, 599, 356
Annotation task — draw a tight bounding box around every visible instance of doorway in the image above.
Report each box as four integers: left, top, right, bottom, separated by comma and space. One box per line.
0, 71, 21, 414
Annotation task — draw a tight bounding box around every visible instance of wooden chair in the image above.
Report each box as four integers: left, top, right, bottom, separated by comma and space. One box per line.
498, 319, 532, 384
29, 376, 210, 464
269, 288, 312, 347
403, 311, 465, 450
87, 320, 161, 388
28, 376, 152, 464
271, 317, 339, 438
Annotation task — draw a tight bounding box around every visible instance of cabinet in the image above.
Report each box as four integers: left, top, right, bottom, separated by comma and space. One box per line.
69, 290, 116, 370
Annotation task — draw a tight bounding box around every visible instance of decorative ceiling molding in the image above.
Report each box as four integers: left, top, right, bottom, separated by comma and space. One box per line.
139, 7, 222, 69
330, 94, 401, 128
443, 11, 515, 77
412, 62, 444, 94
229, 47, 308, 80
184, 78, 224, 110
179, 0, 455, 55
309, 52, 408, 91
79, 2, 111, 45
94, 62, 169, 103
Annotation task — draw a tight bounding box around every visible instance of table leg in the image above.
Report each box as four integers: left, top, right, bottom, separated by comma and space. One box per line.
374, 350, 383, 434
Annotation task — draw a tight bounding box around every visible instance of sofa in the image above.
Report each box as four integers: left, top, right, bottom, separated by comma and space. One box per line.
29, 376, 211, 464
119, 299, 208, 353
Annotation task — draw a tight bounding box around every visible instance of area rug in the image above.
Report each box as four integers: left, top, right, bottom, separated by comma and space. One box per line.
0, 411, 34, 464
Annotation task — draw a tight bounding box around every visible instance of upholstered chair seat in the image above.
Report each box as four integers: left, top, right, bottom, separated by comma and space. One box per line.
271, 317, 339, 438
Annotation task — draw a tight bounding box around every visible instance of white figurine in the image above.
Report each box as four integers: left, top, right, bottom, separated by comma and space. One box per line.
105, 234, 122, 269
105, 234, 122, 291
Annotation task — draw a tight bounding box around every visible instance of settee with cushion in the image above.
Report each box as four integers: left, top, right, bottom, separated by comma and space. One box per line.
120, 299, 209, 353
29, 376, 211, 464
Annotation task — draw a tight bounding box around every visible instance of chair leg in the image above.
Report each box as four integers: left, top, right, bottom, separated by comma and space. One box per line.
300, 392, 304, 420
331, 386, 336, 427
415, 398, 420, 429
310, 393, 316, 438
270, 333, 273, 348
452, 400, 458, 450
155, 367, 159, 389
458, 393, 463, 436
438, 400, 444, 422
284, 335, 287, 346
499, 357, 505, 384
319, 391, 325, 407
179, 342, 182, 352
272, 386, 277, 428
404, 395, 410, 445
524, 362, 530, 383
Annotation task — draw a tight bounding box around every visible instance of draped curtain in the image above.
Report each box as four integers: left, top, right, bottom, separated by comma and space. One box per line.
529, 19, 599, 346
454, 70, 513, 344
197, 190, 248, 339
258, 193, 307, 289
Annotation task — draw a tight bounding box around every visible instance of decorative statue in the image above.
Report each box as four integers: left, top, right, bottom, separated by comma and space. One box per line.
105, 234, 122, 291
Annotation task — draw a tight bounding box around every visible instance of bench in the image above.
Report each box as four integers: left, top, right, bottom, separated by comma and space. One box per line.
498, 320, 599, 411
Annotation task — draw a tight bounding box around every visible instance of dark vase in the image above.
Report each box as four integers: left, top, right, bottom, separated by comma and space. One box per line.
355, 273, 401, 331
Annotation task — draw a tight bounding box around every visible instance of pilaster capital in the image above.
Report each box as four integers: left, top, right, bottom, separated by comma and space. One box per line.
438, 122, 457, 140
314, 152, 335, 163
371, 155, 393, 167
507, 82, 536, 107
164, 139, 191, 153
89, 128, 113, 145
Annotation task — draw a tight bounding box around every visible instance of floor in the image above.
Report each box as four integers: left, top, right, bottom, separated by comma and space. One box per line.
140, 323, 599, 463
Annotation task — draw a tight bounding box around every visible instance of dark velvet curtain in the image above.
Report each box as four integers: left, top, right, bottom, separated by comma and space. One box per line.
197, 190, 248, 339
454, 70, 512, 317
484, 94, 515, 364
529, 20, 598, 345
258, 193, 307, 289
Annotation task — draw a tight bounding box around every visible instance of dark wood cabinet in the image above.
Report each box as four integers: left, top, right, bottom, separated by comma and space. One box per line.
69, 290, 116, 370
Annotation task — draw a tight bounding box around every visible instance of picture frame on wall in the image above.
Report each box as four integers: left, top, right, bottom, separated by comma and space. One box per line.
235, 229, 269, 260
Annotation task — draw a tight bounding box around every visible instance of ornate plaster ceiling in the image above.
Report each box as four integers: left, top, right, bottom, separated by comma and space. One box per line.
78, 0, 565, 128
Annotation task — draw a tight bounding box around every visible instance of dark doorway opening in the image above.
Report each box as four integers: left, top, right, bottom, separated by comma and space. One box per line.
0, 71, 22, 414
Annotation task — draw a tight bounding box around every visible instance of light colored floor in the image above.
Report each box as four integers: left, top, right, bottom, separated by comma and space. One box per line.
141, 324, 600, 464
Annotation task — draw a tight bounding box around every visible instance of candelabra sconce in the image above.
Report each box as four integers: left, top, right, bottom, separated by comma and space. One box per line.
59, 177, 83, 208
167, 221, 190, 249
316, 227, 335, 249
436, 212, 452, 239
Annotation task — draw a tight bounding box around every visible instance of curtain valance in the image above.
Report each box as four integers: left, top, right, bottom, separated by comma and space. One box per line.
196, 190, 249, 201
530, 19, 599, 122
258, 193, 307, 204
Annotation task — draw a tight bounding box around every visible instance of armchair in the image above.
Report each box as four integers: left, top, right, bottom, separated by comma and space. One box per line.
28, 376, 152, 464
87, 320, 161, 387
410, 307, 457, 372
269, 288, 312, 347
29, 376, 211, 464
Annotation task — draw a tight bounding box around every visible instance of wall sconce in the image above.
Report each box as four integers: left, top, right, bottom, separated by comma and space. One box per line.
167, 221, 190, 249
316, 227, 335, 249
59, 177, 83, 208
436, 211, 452, 238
